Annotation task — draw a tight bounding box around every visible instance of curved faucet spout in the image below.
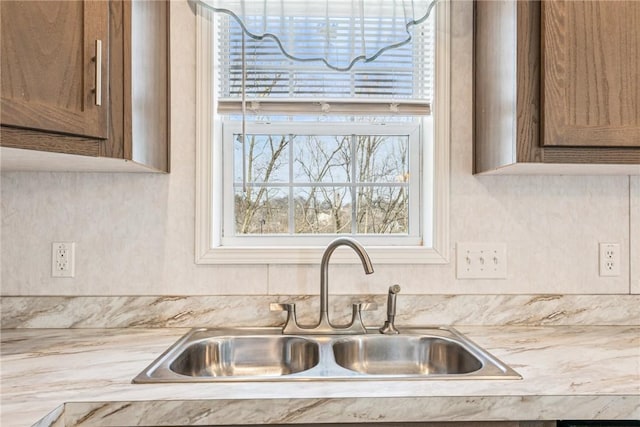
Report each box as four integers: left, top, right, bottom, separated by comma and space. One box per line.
320, 237, 374, 323
271, 237, 376, 335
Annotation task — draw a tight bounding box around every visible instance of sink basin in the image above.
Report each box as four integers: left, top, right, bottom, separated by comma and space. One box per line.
332, 335, 482, 375
133, 327, 521, 383
170, 336, 319, 377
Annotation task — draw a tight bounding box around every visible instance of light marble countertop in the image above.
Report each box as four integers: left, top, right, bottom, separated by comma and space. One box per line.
1, 326, 639, 426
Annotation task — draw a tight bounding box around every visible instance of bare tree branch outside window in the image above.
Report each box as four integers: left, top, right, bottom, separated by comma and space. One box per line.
234, 132, 409, 235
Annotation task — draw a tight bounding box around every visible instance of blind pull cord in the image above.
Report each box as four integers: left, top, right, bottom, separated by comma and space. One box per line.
241, 30, 247, 193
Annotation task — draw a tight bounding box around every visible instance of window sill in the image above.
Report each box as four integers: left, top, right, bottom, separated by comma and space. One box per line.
195, 245, 449, 265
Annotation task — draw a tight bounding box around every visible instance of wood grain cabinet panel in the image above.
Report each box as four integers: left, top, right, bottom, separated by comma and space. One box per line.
0, 0, 169, 172
474, 0, 640, 175
542, 0, 640, 148
1, 1, 109, 139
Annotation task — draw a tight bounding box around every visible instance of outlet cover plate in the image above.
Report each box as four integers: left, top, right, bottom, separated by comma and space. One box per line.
456, 242, 507, 279
599, 242, 621, 277
52, 242, 75, 278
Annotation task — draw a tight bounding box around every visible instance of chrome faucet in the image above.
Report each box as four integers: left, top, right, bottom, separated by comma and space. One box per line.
271, 237, 376, 335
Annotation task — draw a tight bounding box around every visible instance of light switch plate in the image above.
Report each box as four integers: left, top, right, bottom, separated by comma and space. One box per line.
456, 242, 507, 279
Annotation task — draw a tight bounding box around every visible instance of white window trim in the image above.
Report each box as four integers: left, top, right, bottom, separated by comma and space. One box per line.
195, 1, 450, 264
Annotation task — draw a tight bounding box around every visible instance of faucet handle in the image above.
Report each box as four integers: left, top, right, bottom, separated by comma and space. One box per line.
353, 302, 378, 312
270, 303, 301, 334
270, 303, 295, 312
345, 302, 377, 334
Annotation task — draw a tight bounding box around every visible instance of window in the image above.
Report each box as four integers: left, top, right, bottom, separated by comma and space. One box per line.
224, 122, 422, 247
196, 1, 450, 264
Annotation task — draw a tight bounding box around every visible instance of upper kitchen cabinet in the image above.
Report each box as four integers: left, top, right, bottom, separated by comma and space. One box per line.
543, 1, 640, 149
1, 1, 109, 139
0, 0, 169, 173
474, 0, 640, 175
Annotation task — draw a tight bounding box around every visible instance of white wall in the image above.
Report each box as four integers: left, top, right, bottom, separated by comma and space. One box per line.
1, 1, 638, 296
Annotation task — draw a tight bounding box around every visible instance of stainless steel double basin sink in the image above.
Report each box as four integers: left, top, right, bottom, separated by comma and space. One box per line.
133, 327, 521, 382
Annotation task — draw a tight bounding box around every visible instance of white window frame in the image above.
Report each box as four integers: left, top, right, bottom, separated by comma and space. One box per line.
195, 1, 450, 264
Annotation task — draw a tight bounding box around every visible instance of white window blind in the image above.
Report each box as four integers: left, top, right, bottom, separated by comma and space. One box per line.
217, 13, 434, 106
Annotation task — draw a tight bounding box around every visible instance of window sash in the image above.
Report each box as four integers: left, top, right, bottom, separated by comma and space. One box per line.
221, 120, 423, 247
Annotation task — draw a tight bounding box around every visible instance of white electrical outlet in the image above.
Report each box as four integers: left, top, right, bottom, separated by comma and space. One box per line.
52, 242, 75, 278
599, 242, 620, 277
456, 242, 507, 279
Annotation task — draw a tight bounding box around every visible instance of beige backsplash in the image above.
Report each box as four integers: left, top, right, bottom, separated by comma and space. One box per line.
2, 294, 638, 328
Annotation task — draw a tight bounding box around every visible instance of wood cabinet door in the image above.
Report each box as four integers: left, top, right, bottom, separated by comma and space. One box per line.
542, 0, 640, 148
1, 1, 109, 139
